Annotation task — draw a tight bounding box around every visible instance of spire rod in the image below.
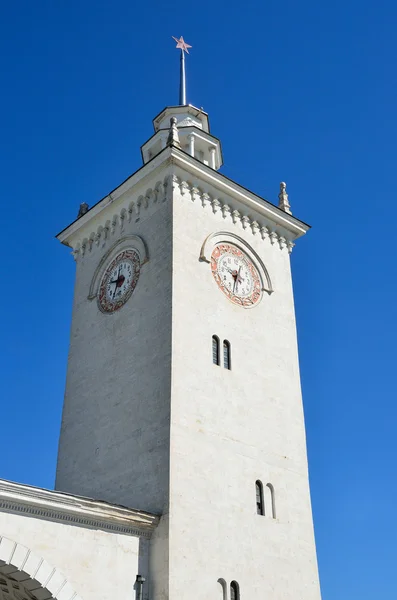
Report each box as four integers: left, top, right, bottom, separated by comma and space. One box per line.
172, 36, 192, 106
180, 49, 186, 105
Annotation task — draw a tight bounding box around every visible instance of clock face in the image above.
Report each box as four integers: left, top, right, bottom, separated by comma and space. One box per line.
211, 243, 261, 307
98, 249, 140, 313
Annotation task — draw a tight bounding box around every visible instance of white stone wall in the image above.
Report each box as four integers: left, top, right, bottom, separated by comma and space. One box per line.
0, 512, 146, 600
55, 152, 321, 599
56, 186, 173, 516
167, 176, 321, 599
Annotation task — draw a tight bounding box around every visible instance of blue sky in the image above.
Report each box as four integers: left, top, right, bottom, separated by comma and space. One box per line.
1, 1, 396, 598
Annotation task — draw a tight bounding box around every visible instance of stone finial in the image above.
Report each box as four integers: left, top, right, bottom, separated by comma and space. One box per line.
77, 202, 89, 218
166, 117, 181, 149
278, 182, 292, 215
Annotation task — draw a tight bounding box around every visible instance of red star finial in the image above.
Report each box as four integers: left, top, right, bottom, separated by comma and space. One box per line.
172, 36, 192, 54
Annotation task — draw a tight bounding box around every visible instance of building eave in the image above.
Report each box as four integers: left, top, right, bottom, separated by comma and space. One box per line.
56, 147, 173, 245
170, 148, 311, 238
57, 146, 310, 246
153, 104, 210, 131
0, 479, 159, 537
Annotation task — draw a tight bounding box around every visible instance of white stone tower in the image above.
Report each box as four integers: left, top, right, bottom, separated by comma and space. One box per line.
55, 42, 322, 600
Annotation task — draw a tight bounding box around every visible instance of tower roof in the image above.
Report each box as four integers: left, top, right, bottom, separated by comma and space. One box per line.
153, 105, 210, 133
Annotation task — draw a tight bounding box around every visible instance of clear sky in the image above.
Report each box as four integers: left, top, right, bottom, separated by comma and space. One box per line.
0, 1, 396, 598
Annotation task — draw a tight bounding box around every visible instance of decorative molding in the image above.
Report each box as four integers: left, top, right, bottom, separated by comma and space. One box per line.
70, 179, 166, 261
169, 175, 294, 253
199, 231, 273, 294
0, 535, 83, 600
241, 215, 250, 230
66, 170, 296, 261
179, 180, 189, 197
177, 116, 200, 128
0, 480, 159, 538
231, 210, 241, 225
87, 235, 149, 300
57, 147, 308, 255
190, 186, 200, 203
171, 174, 180, 193
251, 220, 260, 235
0, 501, 151, 538
211, 198, 221, 214
278, 236, 287, 251
221, 204, 231, 219
170, 149, 307, 235
260, 226, 270, 240
201, 192, 210, 208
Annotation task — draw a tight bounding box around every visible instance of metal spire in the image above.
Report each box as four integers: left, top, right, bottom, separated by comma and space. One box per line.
172, 36, 192, 105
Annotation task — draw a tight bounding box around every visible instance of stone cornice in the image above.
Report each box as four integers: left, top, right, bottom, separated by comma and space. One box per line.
57, 148, 173, 245
170, 149, 309, 238
0, 479, 159, 538
57, 147, 309, 250
61, 170, 303, 260
169, 173, 297, 253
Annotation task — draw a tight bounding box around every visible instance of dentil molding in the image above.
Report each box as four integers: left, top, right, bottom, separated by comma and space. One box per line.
70, 173, 296, 261
0, 479, 159, 538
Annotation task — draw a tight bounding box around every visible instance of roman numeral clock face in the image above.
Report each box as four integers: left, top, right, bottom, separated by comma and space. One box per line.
211, 243, 262, 307
98, 249, 140, 313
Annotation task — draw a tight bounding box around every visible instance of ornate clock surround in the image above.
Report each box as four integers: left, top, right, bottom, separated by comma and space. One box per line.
211, 242, 262, 307
88, 234, 149, 305
200, 231, 273, 308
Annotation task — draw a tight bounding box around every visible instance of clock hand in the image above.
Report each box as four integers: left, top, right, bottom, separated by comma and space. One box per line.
235, 267, 242, 293
233, 270, 238, 293
113, 267, 121, 299
109, 266, 121, 286
113, 267, 127, 299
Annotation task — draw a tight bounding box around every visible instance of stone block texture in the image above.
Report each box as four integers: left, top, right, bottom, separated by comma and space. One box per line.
54, 152, 322, 600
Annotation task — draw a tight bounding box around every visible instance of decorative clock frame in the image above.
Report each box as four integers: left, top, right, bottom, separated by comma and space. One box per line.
211, 242, 262, 307
97, 248, 141, 313
200, 231, 273, 309
88, 235, 149, 310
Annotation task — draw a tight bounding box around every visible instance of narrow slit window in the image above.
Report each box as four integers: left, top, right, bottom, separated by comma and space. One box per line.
217, 579, 227, 600
223, 340, 231, 370
256, 480, 264, 515
230, 581, 240, 600
266, 483, 276, 519
212, 335, 220, 366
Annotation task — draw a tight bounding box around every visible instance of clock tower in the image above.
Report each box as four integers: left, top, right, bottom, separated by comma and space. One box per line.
55, 42, 322, 600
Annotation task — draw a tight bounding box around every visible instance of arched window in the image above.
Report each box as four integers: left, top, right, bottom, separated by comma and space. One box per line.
223, 340, 231, 370
230, 581, 240, 600
265, 483, 276, 519
217, 578, 227, 600
255, 480, 264, 515
212, 335, 220, 366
